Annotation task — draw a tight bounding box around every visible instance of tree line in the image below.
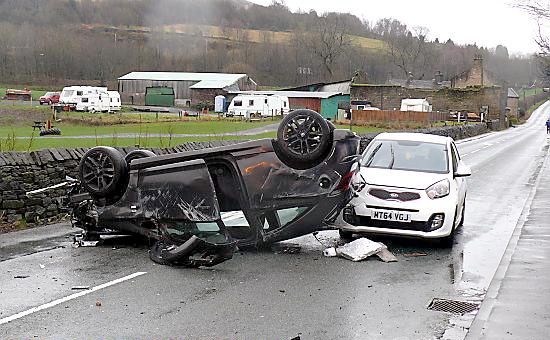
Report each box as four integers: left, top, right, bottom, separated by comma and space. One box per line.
0, 0, 540, 88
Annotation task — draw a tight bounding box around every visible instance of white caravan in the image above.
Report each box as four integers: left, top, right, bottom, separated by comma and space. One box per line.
400, 98, 432, 112
227, 94, 290, 118
108, 91, 122, 111
59, 86, 114, 112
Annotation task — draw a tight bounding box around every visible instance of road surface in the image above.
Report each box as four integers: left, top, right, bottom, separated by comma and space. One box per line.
1, 103, 549, 339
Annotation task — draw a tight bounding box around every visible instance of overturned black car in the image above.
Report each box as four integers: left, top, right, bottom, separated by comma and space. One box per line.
68, 110, 361, 267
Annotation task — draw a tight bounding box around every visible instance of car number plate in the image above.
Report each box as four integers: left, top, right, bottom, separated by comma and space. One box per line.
371, 210, 411, 222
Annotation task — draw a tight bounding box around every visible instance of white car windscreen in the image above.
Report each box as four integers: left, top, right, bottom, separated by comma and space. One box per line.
362, 140, 449, 173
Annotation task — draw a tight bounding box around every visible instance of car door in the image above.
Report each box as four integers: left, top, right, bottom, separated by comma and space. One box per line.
137, 159, 221, 222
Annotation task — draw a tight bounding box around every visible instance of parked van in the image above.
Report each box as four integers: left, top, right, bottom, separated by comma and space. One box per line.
108, 91, 122, 111
59, 86, 114, 112
227, 94, 290, 118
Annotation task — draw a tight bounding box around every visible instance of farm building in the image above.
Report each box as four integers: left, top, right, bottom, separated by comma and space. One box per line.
229, 90, 350, 120
117, 72, 257, 106
507, 88, 520, 118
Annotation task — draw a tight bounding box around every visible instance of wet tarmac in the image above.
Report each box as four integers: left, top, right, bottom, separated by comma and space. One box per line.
1, 103, 550, 339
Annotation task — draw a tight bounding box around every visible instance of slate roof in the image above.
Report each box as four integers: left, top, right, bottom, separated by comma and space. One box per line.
508, 88, 520, 98
119, 72, 248, 82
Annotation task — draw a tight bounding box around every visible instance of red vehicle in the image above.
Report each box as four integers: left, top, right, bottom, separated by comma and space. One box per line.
39, 92, 60, 105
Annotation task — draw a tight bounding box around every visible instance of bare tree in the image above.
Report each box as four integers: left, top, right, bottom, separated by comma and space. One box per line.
516, 1, 550, 83
295, 14, 351, 79
376, 18, 435, 79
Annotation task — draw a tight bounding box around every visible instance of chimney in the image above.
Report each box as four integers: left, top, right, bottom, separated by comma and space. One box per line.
473, 55, 484, 86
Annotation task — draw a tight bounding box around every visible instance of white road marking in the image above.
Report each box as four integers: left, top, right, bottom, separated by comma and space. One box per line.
0, 271, 147, 325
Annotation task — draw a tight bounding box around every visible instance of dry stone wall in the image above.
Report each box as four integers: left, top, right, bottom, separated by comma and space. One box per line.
0, 123, 489, 227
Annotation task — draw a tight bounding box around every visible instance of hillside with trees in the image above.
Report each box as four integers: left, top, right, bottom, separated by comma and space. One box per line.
0, 0, 540, 88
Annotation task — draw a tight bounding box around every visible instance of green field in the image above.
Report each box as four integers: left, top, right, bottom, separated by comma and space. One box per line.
518, 88, 545, 97
0, 119, 276, 138
0, 132, 278, 152
0, 90, 448, 151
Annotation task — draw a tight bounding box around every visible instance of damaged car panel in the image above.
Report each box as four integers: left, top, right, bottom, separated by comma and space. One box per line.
67, 109, 361, 266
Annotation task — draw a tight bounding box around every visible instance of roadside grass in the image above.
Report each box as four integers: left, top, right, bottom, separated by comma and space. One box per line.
0, 131, 277, 151
525, 99, 548, 119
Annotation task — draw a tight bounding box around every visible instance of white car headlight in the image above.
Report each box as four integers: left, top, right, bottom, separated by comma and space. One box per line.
426, 179, 450, 199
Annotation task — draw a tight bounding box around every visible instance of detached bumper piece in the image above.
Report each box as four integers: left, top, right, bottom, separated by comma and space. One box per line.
149, 235, 236, 267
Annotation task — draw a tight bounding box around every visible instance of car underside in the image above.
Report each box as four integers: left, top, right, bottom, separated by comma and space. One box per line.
64, 110, 361, 267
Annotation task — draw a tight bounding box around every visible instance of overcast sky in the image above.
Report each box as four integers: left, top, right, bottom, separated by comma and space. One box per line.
247, 0, 540, 55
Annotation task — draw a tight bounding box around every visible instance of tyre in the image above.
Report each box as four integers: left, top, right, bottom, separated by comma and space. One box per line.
79, 146, 128, 199
439, 206, 460, 248
458, 201, 465, 227
439, 229, 455, 248
125, 149, 156, 165
275, 109, 333, 170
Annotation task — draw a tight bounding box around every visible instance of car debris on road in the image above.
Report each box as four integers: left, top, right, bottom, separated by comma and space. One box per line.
323, 237, 397, 262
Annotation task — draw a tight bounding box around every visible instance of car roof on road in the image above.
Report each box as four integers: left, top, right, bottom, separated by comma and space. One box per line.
374, 132, 451, 144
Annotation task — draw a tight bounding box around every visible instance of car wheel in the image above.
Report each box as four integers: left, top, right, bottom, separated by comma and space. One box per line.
125, 149, 156, 165
79, 146, 128, 199
275, 109, 333, 170
439, 229, 455, 248
458, 201, 465, 227
48, 100, 52, 105
339, 229, 354, 240
439, 206, 460, 248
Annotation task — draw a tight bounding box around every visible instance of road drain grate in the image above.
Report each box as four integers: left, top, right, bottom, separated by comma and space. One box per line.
427, 298, 480, 315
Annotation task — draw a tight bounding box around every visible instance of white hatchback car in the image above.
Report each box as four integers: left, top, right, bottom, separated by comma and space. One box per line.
340, 132, 471, 245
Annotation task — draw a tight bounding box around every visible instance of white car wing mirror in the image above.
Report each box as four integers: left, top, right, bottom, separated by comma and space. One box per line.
455, 163, 472, 177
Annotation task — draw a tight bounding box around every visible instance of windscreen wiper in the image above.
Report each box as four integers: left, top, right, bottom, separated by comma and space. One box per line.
364, 143, 383, 167
388, 144, 395, 169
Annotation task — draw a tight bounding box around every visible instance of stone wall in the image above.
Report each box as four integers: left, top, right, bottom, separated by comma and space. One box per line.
357, 123, 488, 152
351, 85, 506, 121
0, 124, 488, 227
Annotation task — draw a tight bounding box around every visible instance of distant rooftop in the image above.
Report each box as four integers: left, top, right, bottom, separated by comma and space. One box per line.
118, 72, 249, 82
508, 88, 520, 98
229, 90, 343, 99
